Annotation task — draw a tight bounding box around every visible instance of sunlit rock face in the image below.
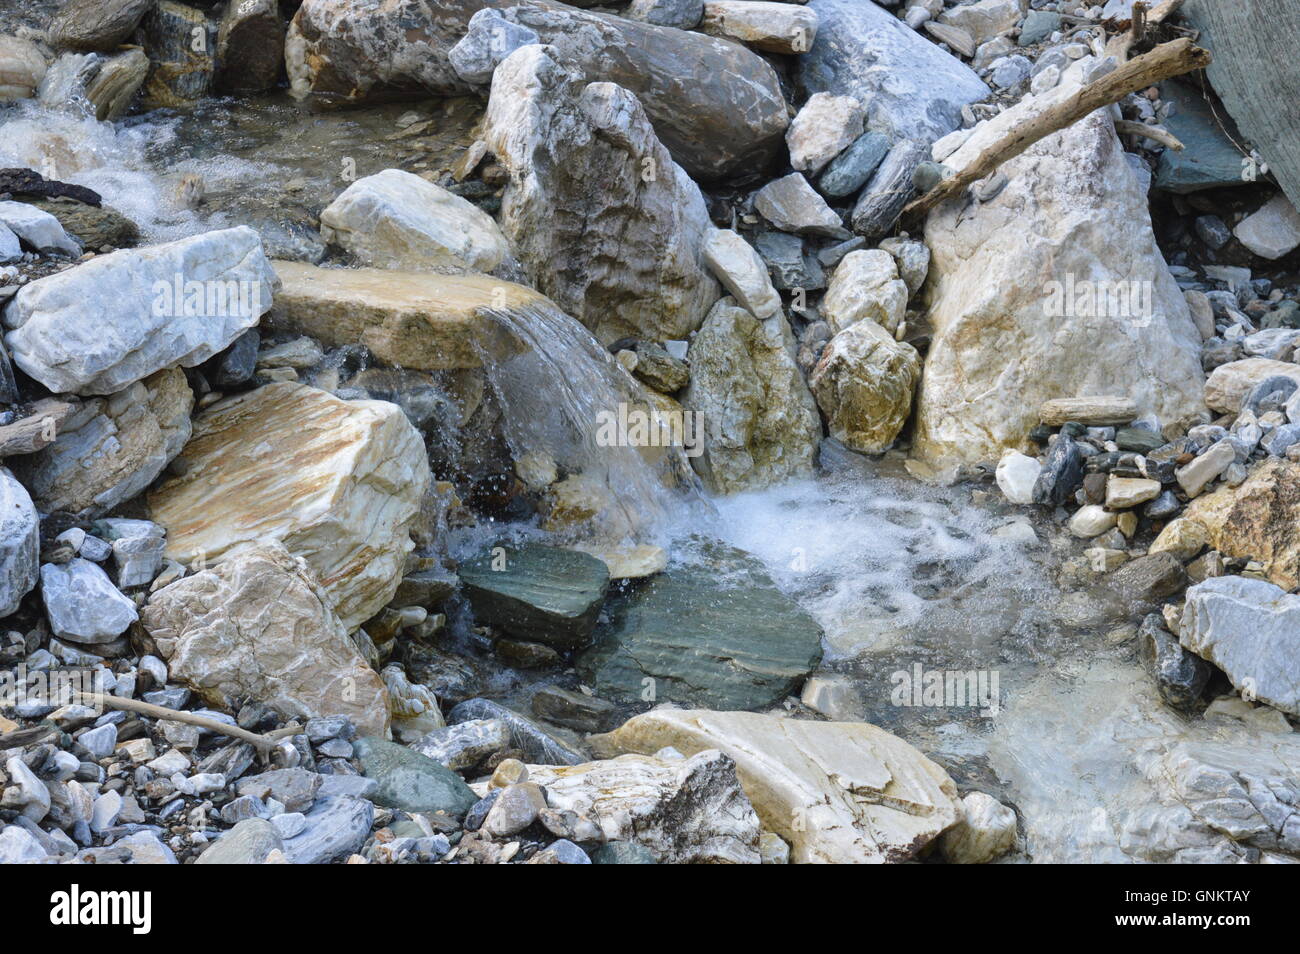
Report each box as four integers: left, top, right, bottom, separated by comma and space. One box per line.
149, 382, 430, 630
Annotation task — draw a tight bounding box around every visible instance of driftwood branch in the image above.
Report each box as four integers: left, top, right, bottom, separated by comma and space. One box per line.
1106, 0, 1184, 61
1114, 119, 1184, 150
77, 693, 298, 752
902, 37, 1210, 221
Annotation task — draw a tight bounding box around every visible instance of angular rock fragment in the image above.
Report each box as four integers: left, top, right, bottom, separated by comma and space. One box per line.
40, 558, 138, 645
698, 1, 819, 55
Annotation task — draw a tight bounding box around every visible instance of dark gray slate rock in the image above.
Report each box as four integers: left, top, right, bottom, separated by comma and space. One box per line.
623, 0, 703, 29
1154, 81, 1251, 195
797, 0, 988, 144
448, 698, 586, 766
352, 737, 478, 816
1110, 552, 1188, 607
1032, 434, 1084, 506
213, 0, 286, 94
1182, 1, 1300, 208
531, 685, 618, 734
458, 544, 610, 650
754, 231, 825, 292
1018, 9, 1060, 46
236, 768, 321, 814
850, 139, 926, 241
281, 795, 373, 863
818, 130, 891, 199
576, 543, 824, 710
1138, 613, 1212, 713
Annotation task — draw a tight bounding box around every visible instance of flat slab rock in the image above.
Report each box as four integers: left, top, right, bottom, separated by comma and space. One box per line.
576, 543, 824, 710
457, 543, 610, 651
592, 709, 962, 864
148, 382, 430, 630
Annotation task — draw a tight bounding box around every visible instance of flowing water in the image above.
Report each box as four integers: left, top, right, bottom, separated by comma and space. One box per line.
4, 88, 1296, 863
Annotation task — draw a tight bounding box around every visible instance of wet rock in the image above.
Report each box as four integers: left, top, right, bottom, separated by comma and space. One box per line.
15, 368, 192, 518
940, 791, 1017, 864
0, 37, 46, 101
701, 229, 780, 320
822, 249, 907, 337
593, 709, 961, 864
449, 698, 586, 766
1138, 613, 1212, 714
518, 749, 762, 863
849, 139, 926, 241
49, 0, 154, 52
319, 169, 509, 274
195, 817, 283, 864
485, 46, 718, 343
577, 543, 823, 710
1184, 459, 1300, 590
24, 197, 139, 249
140, 1, 216, 109
809, 320, 921, 455
698, 1, 819, 55
142, 542, 391, 735
352, 737, 478, 816
1068, 504, 1116, 539
213, 0, 285, 94
753, 173, 848, 239
620, 341, 689, 394
683, 298, 821, 494
3, 226, 275, 396
457, 543, 610, 651
287, 0, 788, 182
0, 467, 38, 617
797, 0, 987, 144
995, 451, 1040, 505
40, 557, 137, 645
149, 382, 430, 630
531, 685, 617, 734
915, 78, 1205, 466
411, 719, 510, 771
0, 169, 101, 207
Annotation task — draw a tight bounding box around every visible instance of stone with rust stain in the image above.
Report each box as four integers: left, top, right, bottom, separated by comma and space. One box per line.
148, 383, 430, 630
1184, 458, 1300, 591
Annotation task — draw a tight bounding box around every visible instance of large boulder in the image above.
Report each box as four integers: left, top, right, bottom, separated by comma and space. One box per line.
1181, 575, 1300, 717
49, 0, 155, 52
592, 709, 962, 864
270, 261, 544, 371
1182, 1, 1300, 210
576, 543, 824, 710
2, 226, 276, 396
286, 0, 787, 181
914, 66, 1205, 466
796, 0, 988, 144
499, 750, 762, 863
141, 543, 391, 735
148, 383, 430, 630
318, 169, 509, 273
810, 320, 921, 455
682, 299, 821, 494
0, 37, 46, 101
213, 0, 285, 94
484, 45, 718, 343
0, 468, 38, 618
15, 368, 193, 518
1183, 458, 1300, 591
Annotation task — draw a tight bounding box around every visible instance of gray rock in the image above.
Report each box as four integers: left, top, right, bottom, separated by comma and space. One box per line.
195, 817, 283, 864
50, 0, 154, 52
0, 824, 47, 863
236, 768, 322, 814
1109, 552, 1188, 607
213, 0, 285, 94
577, 543, 824, 710
40, 558, 138, 644
352, 736, 478, 815
1032, 435, 1085, 507
1155, 81, 1253, 195
409, 719, 510, 772
77, 723, 117, 760
1138, 613, 1212, 713
1195, 215, 1233, 249
753, 173, 849, 239
528, 838, 591, 864
448, 8, 540, 85
316, 774, 379, 800
531, 685, 618, 734
850, 139, 926, 241
754, 232, 825, 292
3, 226, 275, 396
817, 130, 891, 199
1017, 9, 1060, 46
0, 467, 38, 618
624, 0, 704, 29
1181, 575, 1300, 715
798, 0, 988, 144
281, 795, 373, 864
457, 543, 610, 651
989, 54, 1032, 88
448, 698, 587, 766
590, 839, 658, 864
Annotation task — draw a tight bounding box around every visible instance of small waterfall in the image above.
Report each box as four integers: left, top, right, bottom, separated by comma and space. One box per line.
471, 297, 708, 548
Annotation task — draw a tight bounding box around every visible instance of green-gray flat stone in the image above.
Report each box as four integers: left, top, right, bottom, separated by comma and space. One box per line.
458, 544, 610, 650
1154, 80, 1250, 194
576, 542, 824, 711
352, 737, 477, 816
